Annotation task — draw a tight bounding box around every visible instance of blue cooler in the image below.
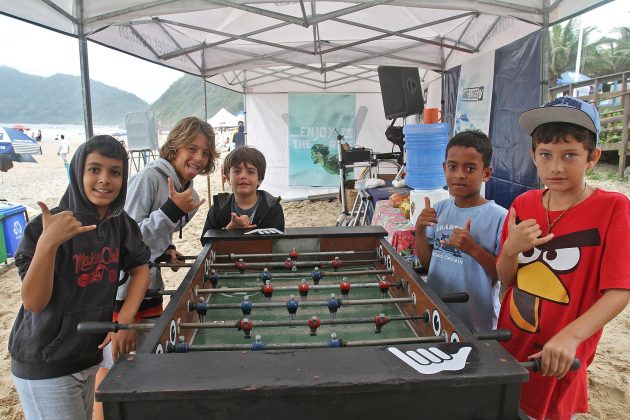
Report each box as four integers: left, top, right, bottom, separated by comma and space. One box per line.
0, 202, 27, 258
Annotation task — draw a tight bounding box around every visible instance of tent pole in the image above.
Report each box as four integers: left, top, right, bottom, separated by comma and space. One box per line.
202, 49, 213, 206
77, 0, 94, 141
540, 0, 550, 104
243, 71, 248, 145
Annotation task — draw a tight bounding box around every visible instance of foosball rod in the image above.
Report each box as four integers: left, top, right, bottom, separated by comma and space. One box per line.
198, 296, 414, 310
171, 336, 446, 352
207, 258, 381, 269
179, 314, 426, 330
206, 269, 393, 279
149, 259, 380, 269
215, 250, 376, 259
197, 281, 401, 294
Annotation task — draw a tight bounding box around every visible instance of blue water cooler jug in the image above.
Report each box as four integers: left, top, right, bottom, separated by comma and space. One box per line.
403, 123, 449, 190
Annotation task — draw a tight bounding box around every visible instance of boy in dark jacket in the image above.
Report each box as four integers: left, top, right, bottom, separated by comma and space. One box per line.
9, 135, 150, 419
201, 146, 284, 238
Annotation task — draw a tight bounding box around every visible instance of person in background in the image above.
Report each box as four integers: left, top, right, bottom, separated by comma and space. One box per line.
415, 129, 506, 332
93, 116, 219, 420
9, 135, 150, 420
232, 121, 245, 148
497, 97, 630, 419
58, 134, 71, 181
201, 145, 284, 238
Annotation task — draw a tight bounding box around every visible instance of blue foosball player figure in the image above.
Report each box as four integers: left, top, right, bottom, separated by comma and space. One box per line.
327, 293, 341, 320
298, 278, 310, 301
311, 267, 322, 286
286, 295, 299, 320
241, 295, 253, 315
251, 334, 266, 351
207, 269, 219, 288
261, 267, 272, 282
328, 332, 341, 348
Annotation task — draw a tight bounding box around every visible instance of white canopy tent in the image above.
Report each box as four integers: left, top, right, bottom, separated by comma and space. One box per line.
209, 107, 240, 128
0, 0, 611, 198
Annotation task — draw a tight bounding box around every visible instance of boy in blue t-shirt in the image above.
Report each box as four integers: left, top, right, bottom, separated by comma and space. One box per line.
415, 129, 507, 332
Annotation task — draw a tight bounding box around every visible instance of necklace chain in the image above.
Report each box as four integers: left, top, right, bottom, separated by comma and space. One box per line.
545, 183, 588, 235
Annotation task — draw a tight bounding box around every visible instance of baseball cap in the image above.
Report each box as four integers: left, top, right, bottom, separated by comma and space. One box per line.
519, 96, 601, 141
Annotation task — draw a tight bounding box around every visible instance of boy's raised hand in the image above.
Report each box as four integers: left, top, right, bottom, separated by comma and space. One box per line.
415, 197, 438, 232
38, 201, 96, 247
441, 218, 475, 253
227, 213, 257, 230
502, 208, 554, 257
168, 178, 206, 213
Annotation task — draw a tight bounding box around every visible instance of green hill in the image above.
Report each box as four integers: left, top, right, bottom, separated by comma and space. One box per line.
150, 75, 243, 127
0, 66, 149, 125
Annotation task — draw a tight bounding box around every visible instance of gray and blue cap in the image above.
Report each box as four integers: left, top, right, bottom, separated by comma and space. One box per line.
519, 96, 601, 142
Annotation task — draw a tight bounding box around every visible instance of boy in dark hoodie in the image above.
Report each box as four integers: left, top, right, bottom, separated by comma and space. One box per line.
201, 146, 284, 237
9, 135, 150, 419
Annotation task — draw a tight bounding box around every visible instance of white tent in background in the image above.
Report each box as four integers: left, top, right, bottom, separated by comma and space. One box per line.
208, 108, 239, 129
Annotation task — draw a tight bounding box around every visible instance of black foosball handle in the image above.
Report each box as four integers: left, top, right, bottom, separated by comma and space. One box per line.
439, 292, 469, 303
473, 329, 511, 342
522, 358, 581, 373
77, 321, 154, 333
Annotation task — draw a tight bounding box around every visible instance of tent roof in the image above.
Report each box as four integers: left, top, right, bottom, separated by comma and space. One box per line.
208, 107, 239, 127
0, 1, 611, 93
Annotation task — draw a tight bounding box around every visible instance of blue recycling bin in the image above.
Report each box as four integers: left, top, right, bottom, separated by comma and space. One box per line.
0, 202, 27, 258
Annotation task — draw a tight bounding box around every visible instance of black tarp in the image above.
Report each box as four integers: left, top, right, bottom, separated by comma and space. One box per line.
444, 31, 541, 209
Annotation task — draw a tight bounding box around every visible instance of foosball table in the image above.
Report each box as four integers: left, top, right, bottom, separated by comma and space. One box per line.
93, 226, 529, 419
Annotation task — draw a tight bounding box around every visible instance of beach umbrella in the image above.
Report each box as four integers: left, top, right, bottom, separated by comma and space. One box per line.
0, 127, 41, 172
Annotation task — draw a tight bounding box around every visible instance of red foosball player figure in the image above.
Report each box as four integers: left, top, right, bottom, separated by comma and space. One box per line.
262, 280, 274, 302
237, 317, 254, 338
374, 313, 389, 333
327, 293, 341, 320
284, 258, 294, 270
235, 258, 247, 273
339, 277, 351, 300
307, 316, 321, 336
298, 278, 310, 301
261, 267, 272, 282
286, 295, 299, 320
331, 256, 342, 271
311, 267, 322, 286
289, 248, 299, 260
379, 276, 391, 299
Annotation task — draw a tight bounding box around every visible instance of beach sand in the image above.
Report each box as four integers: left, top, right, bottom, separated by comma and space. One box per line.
0, 139, 628, 419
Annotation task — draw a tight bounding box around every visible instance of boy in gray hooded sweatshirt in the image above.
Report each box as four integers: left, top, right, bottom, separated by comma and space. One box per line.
94, 117, 219, 419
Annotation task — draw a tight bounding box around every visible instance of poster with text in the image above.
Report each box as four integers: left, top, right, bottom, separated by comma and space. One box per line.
288, 93, 356, 187
454, 52, 495, 135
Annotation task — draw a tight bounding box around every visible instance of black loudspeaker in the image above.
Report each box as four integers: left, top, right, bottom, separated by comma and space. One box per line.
378, 66, 424, 119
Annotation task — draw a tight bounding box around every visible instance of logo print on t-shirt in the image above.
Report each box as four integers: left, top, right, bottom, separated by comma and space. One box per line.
510, 228, 600, 333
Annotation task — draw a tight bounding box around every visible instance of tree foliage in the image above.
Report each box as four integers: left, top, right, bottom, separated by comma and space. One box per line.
549, 20, 630, 85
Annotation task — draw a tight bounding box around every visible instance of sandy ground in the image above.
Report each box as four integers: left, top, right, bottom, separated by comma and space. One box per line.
0, 139, 628, 419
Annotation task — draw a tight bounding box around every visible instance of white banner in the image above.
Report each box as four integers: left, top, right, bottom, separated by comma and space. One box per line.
454, 52, 495, 135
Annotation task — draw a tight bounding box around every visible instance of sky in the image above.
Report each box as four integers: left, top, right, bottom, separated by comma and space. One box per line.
0, 1, 628, 104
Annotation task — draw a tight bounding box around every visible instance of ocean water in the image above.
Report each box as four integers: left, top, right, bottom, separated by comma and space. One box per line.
0, 123, 124, 142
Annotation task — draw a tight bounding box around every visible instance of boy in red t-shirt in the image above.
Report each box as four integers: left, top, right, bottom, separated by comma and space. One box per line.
496, 96, 630, 420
